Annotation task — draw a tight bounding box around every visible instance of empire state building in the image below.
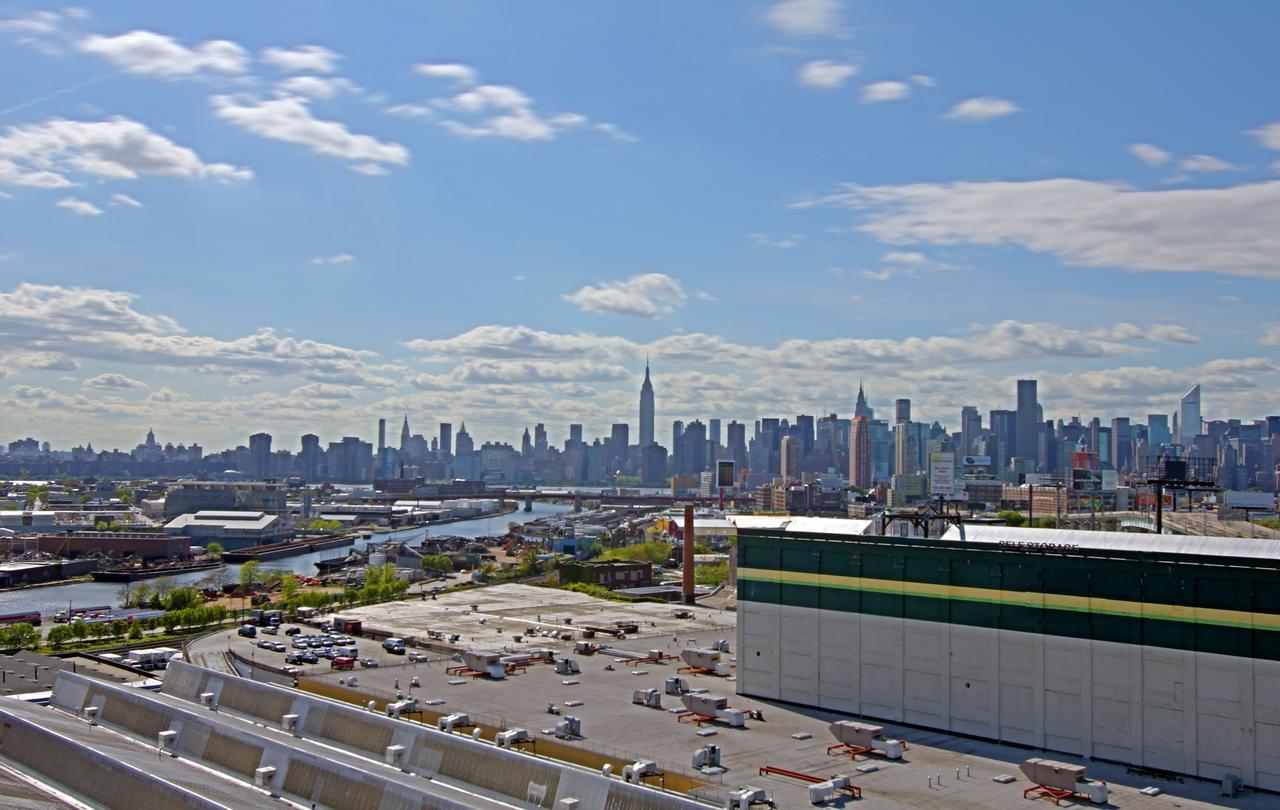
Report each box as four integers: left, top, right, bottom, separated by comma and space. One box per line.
639, 360, 655, 446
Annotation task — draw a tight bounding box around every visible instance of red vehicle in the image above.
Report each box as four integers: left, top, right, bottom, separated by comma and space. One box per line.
0, 611, 42, 627
331, 656, 355, 671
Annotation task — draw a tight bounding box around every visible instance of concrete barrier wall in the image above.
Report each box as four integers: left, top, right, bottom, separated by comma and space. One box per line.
163, 660, 710, 810
0, 705, 226, 810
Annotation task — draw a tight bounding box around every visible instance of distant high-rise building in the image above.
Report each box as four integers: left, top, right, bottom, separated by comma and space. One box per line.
455, 422, 473, 456
439, 422, 452, 457
895, 398, 911, 424
854, 380, 874, 419
1111, 417, 1132, 472
568, 424, 583, 446
1180, 384, 1202, 445
989, 409, 1016, 472
535, 423, 548, 455
327, 436, 372, 483
727, 420, 747, 471
708, 418, 721, 448
678, 420, 707, 475
377, 419, 386, 454
609, 423, 629, 471
1016, 379, 1040, 469
299, 433, 322, 482
672, 421, 684, 454
960, 406, 981, 456
795, 414, 815, 457
895, 422, 921, 475
399, 415, 411, 452
639, 360, 655, 447
521, 427, 533, 457
248, 432, 272, 478
1147, 414, 1171, 448
780, 436, 800, 482
849, 415, 872, 488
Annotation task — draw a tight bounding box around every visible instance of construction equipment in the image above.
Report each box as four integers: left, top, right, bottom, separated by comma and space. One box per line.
826, 721, 906, 760
1020, 758, 1108, 805
678, 693, 745, 728
758, 766, 861, 802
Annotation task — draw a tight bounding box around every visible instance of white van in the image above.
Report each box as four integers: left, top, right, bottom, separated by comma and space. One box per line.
382, 637, 405, 654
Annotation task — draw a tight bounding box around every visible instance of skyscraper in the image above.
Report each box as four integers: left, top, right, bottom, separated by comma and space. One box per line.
727, 420, 747, 472
894, 398, 911, 424
1180, 384, 1202, 445
377, 418, 386, 454
780, 436, 799, 481
299, 433, 322, 482
960, 406, 981, 456
1147, 414, 1171, 448
1111, 417, 1132, 472
638, 360, 655, 447
399, 415, 410, 452
854, 380, 874, 419
1016, 379, 1040, 469
248, 432, 272, 479
849, 415, 872, 488
439, 422, 452, 457
708, 418, 721, 448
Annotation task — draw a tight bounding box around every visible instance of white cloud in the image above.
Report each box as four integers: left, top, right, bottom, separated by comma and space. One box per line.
944, 96, 1019, 121
0, 116, 252, 188
563, 273, 687, 318
802, 177, 1280, 279
77, 30, 247, 77
748, 232, 802, 249
348, 162, 389, 176
84, 372, 145, 389
211, 94, 409, 170
764, 0, 841, 36
3, 351, 79, 370
860, 81, 909, 103
1247, 122, 1280, 151
413, 63, 478, 86
110, 193, 142, 207
55, 196, 102, 216
908, 74, 936, 87
310, 253, 355, 265
290, 382, 357, 399
0, 283, 389, 386
1128, 142, 1170, 166
275, 75, 358, 100
1178, 153, 1239, 173
228, 373, 262, 386
0, 11, 62, 35
259, 45, 340, 74
594, 122, 639, 143
1261, 325, 1280, 347
797, 60, 857, 89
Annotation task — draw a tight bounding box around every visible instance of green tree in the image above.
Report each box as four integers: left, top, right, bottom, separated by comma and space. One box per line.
110, 619, 128, 639
127, 622, 143, 640
163, 586, 201, 612
306, 518, 343, 532
997, 510, 1027, 527
114, 486, 133, 504
70, 621, 88, 643
46, 624, 73, 651
420, 554, 454, 574
239, 560, 262, 591
205, 541, 225, 557
694, 561, 729, 586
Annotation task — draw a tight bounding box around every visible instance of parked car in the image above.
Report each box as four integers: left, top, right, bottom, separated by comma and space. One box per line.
261, 625, 278, 635
284, 627, 301, 636
238, 624, 257, 638
358, 657, 379, 668
302, 652, 319, 664
407, 652, 428, 663
286, 652, 304, 665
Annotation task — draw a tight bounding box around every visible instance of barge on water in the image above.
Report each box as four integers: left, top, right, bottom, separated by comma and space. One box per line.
90, 560, 223, 582
220, 534, 355, 563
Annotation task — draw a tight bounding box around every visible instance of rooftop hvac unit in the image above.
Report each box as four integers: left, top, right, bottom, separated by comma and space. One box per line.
665, 676, 688, 696
157, 729, 178, 756
199, 692, 216, 710
809, 775, 852, 804
438, 713, 470, 732
463, 651, 506, 679
632, 688, 662, 709
681, 693, 728, 716
692, 744, 720, 769
680, 648, 721, 669
385, 744, 405, 768
496, 728, 529, 749
281, 714, 298, 735
555, 716, 581, 738
714, 639, 731, 652
83, 706, 99, 725
554, 658, 580, 675
253, 766, 276, 790
1019, 758, 1087, 793
623, 760, 657, 784
829, 721, 883, 749
726, 786, 771, 809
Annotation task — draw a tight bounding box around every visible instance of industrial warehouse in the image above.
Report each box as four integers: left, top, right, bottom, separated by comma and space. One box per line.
736, 520, 1280, 791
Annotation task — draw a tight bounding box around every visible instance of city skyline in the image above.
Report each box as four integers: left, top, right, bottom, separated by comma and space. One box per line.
2, 2, 1279, 449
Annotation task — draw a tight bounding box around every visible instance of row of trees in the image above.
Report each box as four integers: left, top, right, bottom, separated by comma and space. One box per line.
41, 604, 233, 652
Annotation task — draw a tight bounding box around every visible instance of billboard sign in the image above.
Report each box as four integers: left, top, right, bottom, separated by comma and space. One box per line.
1100, 470, 1118, 492
961, 455, 992, 467
716, 460, 735, 488
929, 452, 956, 497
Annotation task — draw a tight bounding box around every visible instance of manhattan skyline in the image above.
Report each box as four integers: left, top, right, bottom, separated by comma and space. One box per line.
2, 1, 1279, 449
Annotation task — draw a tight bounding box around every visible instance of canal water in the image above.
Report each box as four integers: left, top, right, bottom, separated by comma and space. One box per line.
0, 500, 573, 618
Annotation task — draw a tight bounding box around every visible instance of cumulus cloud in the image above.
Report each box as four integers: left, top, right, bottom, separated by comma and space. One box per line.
290, 382, 357, 399
84, 372, 146, 389
211, 94, 409, 172
860, 81, 909, 103
310, 253, 355, 265
764, 0, 841, 36
77, 30, 247, 77
3, 351, 79, 370
402, 64, 634, 143
944, 96, 1019, 121
1247, 122, 1280, 151
1178, 153, 1239, 173
413, 63, 478, 86
908, 74, 936, 87
0, 116, 252, 188
797, 60, 857, 89
0, 283, 389, 387
55, 196, 102, 216
275, 75, 358, 100
110, 193, 142, 207
259, 45, 340, 73
563, 273, 687, 318
1128, 142, 1170, 166
801, 177, 1280, 279
1261, 325, 1280, 347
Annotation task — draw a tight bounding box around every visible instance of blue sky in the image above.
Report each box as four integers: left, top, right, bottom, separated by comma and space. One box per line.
2, 1, 1278, 451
